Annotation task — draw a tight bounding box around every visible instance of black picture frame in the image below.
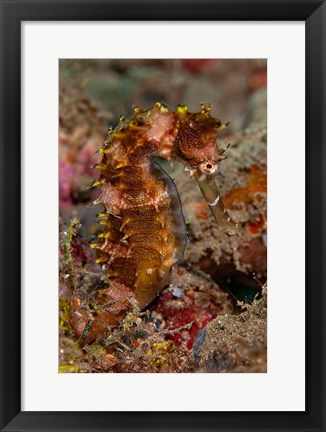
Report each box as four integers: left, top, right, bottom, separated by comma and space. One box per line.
1, 1, 325, 431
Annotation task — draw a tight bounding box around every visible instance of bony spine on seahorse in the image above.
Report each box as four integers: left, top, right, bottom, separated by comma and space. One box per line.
80, 103, 237, 342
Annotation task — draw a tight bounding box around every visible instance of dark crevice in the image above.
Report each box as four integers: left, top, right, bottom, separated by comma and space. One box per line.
197, 257, 266, 312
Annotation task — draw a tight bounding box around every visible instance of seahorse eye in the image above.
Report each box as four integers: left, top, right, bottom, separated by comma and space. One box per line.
198, 160, 219, 177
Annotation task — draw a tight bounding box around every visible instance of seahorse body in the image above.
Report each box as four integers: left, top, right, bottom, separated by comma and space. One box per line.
84, 103, 227, 341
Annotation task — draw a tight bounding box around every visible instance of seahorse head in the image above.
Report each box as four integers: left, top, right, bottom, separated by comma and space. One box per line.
171, 104, 228, 179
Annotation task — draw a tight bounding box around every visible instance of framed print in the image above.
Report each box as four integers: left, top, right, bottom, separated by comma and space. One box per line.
0, 0, 325, 431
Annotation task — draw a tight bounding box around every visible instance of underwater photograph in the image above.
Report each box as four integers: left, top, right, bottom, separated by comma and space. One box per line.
59, 59, 267, 373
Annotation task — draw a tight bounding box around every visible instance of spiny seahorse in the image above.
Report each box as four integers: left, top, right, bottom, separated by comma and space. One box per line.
72, 103, 237, 342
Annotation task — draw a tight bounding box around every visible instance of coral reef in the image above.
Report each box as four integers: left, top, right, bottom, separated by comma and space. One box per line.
59, 59, 267, 373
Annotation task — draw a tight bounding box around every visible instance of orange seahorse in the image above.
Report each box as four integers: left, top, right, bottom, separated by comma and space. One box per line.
71, 103, 237, 342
